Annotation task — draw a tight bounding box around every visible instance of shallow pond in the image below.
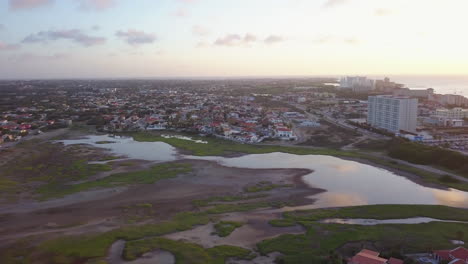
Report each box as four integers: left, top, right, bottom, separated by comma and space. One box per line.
59, 135, 178, 162
60, 135, 468, 209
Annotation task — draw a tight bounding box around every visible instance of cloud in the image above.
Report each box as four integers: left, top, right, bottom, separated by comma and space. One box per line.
264, 35, 284, 44
8, 52, 68, 62
116, 29, 157, 45
173, 8, 189, 17
9, 0, 53, 10
214, 33, 258, 47
374, 8, 393, 16
0, 42, 21, 51
192, 25, 210, 37
196, 41, 209, 48
22, 29, 106, 46
323, 0, 347, 8
91, 25, 100, 31
75, 0, 116, 11
343, 37, 359, 45
313, 35, 359, 45
0, 24, 5, 30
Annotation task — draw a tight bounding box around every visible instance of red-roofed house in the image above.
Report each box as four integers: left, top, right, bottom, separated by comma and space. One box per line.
348, 249, 404, 264
388, 257, 404, 264
433, 247, 468, 264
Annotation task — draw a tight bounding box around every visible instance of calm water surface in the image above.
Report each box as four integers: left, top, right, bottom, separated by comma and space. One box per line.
59, 135, 178, 162
320, 217, 467, 225
60, 135, 468, 209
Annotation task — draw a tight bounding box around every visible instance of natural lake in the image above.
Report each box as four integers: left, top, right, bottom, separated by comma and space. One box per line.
60, 135, 468, 209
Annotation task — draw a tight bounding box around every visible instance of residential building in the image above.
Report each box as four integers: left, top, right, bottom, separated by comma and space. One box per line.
348, 249, 403, 264
340, 76, 375, 93
393, 88, 434, 99
433, 247, 468, 264
367, 95, 418, 133
434, 108, 468, 119
430, 94, 468, 107
375, 77, 404, 92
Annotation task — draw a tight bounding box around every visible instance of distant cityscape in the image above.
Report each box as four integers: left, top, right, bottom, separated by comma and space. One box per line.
1, 77, 467, 154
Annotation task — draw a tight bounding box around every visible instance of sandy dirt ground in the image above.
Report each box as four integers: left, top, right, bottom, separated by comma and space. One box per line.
164, 211, 305, 249
0, 157, 319, 248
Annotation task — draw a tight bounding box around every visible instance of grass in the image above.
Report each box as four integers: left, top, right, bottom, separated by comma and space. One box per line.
192, 194, 268, 207
244, 181, 294, 193
259, 205, 468, 263
258, 222, 468, 264
0, 177, 19, 192
124, 237, 253, 264
279, 204, 468, 222
364, 156, 468, 191
37, 163, 192, 199
29, 201, 276, 263
131, 132, 363, 158
95, 141, 116, 144
214, 221, 244, 237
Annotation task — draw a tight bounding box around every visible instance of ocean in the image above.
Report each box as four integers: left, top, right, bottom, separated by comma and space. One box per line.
375, 75, 468, 96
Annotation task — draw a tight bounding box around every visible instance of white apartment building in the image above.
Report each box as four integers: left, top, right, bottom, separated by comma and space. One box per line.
434, 108, 468, 119
367, 95, 418, 133
340, 76, 375, 93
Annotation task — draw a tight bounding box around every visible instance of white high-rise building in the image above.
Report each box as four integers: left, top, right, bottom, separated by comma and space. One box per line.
367, 95, 418, 133
340, 76, 375, 92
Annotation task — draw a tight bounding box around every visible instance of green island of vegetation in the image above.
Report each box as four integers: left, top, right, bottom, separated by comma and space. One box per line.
37, 163, 192, 199
244, 181, 294, 193
124, 238, 254, 263
214, 221, 244, 237
95, 141, 116, 144
192, 193, 268, 207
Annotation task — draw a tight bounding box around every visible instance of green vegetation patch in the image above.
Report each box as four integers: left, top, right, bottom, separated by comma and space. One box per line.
124, 237, 253, 264
37, 163, 192, 199
282, 204, 468, 222
260, 204, 468, 264
388, 138, 468, 178
258, 222, 467, 264
193, 194, 268, 207
364, 156, 468, 191
131, 132, 363, 158
244, 181, 294, 193
31, 201, 277, 263
214, 221, 244, 237
95, 141, 116, 144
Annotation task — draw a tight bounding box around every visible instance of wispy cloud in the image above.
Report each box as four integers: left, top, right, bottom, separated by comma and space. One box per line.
116, 29, 157, 45
173, 7, 189, 17
214, 33, 258, 47
9, 0, 53, 10
374, 8, 393, 16
264, 35, 284, 44
22, 29, 106, 46
323, 0, 347, 8
8, 52, 68, 62
313, 35, 359, 45
0, 42, 21, 51
75, 0, 116, 11
192, 25, 210, 37
0, 24, 5, 31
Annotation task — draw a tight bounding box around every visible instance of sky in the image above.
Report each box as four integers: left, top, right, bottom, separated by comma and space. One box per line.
0, 0, 468, 79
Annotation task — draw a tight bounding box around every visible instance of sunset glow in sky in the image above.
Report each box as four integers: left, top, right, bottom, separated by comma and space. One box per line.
1, 0, 468, 79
